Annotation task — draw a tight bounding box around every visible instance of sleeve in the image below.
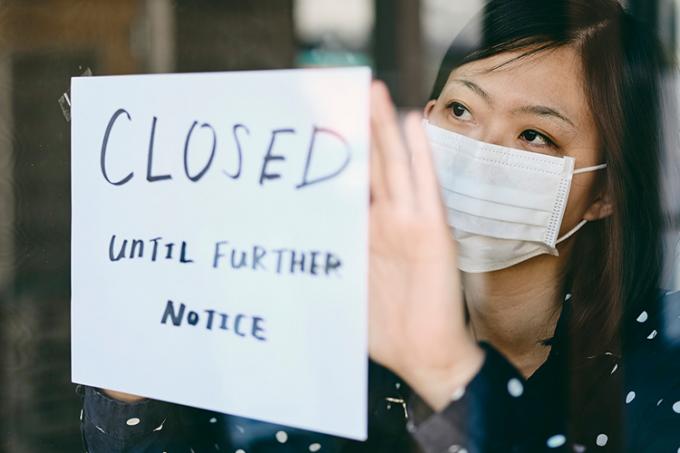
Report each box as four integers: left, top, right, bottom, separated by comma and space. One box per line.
77, 385, 187, 452
405, 342, 551, 453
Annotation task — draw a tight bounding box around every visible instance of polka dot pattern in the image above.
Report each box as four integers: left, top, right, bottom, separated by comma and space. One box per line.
275, 431, 288, 443
507, 378, 524, 397
78, 291, 680, 453
546, 434, 566, 448
447, 446, 467, 453
596, 434, 608, 447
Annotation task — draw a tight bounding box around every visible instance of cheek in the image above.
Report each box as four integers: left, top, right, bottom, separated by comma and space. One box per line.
559, 176, 597, 233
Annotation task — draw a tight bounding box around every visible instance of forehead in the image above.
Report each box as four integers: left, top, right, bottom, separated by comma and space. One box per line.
444, 46, 592, 126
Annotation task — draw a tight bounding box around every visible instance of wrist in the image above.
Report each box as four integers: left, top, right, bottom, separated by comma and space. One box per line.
99, 388, 146, 403
402, 341, 485, 412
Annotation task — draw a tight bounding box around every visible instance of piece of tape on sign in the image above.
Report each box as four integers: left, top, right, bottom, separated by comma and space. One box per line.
59, 67, 93, 122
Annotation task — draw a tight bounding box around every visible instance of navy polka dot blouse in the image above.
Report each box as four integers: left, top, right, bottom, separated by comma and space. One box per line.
78, 291, 680, 452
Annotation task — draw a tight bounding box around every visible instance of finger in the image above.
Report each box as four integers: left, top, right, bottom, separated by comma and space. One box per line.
404, 112, 445, 213
370, 138, 387, 204
370, 81, 414, 203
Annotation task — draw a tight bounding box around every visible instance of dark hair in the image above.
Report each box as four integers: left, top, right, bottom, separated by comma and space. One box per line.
431, 0, 674, 352
430, 0, 676, 445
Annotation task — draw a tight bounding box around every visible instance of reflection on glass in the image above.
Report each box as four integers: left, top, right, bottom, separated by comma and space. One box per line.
0, 0, 679, 452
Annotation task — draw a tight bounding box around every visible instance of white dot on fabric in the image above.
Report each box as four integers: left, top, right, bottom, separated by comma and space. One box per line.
406, 421, 416, 432
596, 434, 608, 446
647, 330, 658, 339
507, 378, 524, 397
451, 386, 466, 401
564, 293, 572, 301
209, 417, 218, 424
96, 425, 106, 433
235, 424, 245, 434
308, 443, 322, 452
126, 417, 140, 426
672, 401, 680, 413
395, 382, 401, 389
636, 310, 648, 322
447, 446, 467, 453
626, 391, 636, 404
610, 364, 618, 374
573, 444, 586, 452
214, 444, 220, 450
546, 434, 566, 448
657, 399, 664, 406
275, 431, 288, 443
235, 450, 246, 453
80, 409, 83, 421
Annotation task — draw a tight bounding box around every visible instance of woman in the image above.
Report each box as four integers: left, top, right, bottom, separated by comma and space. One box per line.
79, 0, 680, 451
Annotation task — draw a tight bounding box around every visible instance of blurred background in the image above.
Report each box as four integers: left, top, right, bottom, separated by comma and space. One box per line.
0, 0, 678, 451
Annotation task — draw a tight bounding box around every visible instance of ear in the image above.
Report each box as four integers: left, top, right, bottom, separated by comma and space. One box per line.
423, 100, 437, 119
583, 191, 613, 221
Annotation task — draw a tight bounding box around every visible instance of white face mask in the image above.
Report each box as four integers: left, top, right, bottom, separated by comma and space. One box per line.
424, 120, 607, 273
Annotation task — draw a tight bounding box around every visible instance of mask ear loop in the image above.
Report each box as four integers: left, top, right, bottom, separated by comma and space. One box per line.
555, 163, 607, 245
573, 163, 608, 174
556, 219, 588, 244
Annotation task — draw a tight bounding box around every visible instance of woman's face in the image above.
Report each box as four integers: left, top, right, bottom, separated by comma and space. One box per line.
424, 45, 612, 238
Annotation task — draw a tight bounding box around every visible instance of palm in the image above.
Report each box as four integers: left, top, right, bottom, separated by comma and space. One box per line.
367, 82, 475, 391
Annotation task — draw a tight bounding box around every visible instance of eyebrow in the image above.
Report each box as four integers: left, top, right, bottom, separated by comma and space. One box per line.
451, 78, 576, 128
511, 105, 575, 127
453, 79, 492, 104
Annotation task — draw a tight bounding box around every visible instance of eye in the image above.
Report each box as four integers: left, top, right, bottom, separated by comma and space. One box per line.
447, 101, 472, 121
519, 129, 557, 148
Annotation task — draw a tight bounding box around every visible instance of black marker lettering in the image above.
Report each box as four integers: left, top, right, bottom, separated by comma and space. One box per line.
108, 235, 128, 261
252, 245, 267, 270
234, 314, 247, 337
296, 126, 351, 189
100, 109, 134, 185
179, 241, 193, 263
204, 309, 216, 330
146, 116, 172, 182
130, 239, 144, 258
230, 250, 248, 269
252, 317, 266, 341
160, 300, 185, 326
224, 123, 248, 179
150, 237, 162, 261
184, 121, 217, 182
259, 128, 295, 185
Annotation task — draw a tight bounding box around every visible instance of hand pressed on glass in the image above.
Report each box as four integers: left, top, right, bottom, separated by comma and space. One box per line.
367, 81, 484, 412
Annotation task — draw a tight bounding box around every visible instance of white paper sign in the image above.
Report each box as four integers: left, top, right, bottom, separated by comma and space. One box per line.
71, 67, 370, 440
